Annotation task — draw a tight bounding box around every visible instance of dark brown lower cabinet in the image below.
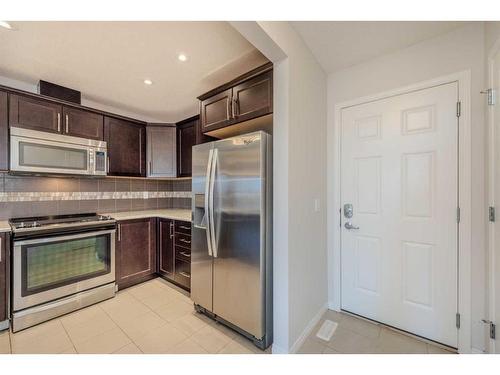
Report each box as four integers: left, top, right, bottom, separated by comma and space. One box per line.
0, 233, 9, 325
116, 218, 157, 290
158, 219, 175, 279
158, 219, 191, 290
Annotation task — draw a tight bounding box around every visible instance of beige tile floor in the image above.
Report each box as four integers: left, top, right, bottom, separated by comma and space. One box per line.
0, 278, 268, 354
297, 310, 457, 354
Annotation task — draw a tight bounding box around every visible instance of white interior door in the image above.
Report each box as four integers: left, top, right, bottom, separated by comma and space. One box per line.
340, 82, 459, 348
491, 49, 500, 354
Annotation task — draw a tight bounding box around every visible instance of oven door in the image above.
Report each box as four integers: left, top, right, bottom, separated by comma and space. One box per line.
13, 229, 115, 311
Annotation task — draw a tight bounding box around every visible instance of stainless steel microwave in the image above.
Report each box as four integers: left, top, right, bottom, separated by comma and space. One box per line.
10, 127, 107, 176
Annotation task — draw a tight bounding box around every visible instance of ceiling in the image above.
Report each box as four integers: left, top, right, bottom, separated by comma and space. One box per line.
0, 22, 268, 122
291, 21, 469, 73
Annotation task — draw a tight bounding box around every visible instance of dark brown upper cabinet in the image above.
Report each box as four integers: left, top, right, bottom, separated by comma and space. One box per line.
198, 63, 273, 134
9, 94, 62, 134
200, 89, 232, 133
176, 116, 198, 177
62, 106, 104, 140
104, 116, 146, 177
0, 91, 8, 171
232, 70, 272, 124
116, 218, 157, 290
9, 93, 105, 141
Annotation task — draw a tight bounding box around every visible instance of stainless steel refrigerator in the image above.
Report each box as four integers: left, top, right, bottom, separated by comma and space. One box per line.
191, 131, 272, 349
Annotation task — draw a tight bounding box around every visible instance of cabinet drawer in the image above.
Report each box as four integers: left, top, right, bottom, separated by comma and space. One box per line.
175, 221, 192, 235
174, 259, 191, 289
175, 232, 191, 249
175, 246, 191, 263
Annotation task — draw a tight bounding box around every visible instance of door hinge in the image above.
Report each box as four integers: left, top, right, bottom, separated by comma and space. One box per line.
482, 319, 496, 339
456, 313, 461, 329
339, 208, 342, 228
456, 101, 461, 117
481, 88, 496, 106
456, 207, 461, 223
490, 206, 496, 222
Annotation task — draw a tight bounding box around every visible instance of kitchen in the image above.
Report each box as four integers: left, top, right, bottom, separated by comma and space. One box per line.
0, 21, 273, 354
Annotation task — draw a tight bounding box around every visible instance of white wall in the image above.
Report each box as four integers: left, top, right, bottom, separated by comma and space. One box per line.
327, 22, 487, 352
232, 21, 328, 353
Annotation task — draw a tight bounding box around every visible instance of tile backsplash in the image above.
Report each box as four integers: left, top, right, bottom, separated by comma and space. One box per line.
0, 173, 192, 219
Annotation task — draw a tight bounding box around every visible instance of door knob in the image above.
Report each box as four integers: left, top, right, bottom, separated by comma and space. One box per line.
344, 221, 360, 230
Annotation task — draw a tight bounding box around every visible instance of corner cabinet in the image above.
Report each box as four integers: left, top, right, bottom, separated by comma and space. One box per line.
104, 116, 146, 177
116, 218, 157, 290
199, 63, 273, 134
0, 233, 9, 327
0, 91, 8, 171
146, 125, 177, 177
158, 219, 191, 290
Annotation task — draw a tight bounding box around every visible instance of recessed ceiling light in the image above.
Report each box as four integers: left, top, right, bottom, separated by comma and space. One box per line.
178, 54, 188, 62
0, 21, 13, 30
143, 79, 153, 85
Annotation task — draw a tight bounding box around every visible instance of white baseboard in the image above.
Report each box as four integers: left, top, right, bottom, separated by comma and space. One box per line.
470, 347, 485, 354
289, 303, 328, 354
328, 300, 340, 312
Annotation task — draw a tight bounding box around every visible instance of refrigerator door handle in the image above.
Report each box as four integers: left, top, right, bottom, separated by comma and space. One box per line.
209, 148, 218, 258
205, 149, 214, 257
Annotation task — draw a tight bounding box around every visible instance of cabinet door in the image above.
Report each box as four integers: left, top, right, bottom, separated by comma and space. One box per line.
9, 94, 62, 134
177, 119, 196, 177
0, 91, 8, 171
158, 219, 175, 280
147, 126, 176, 177
0, 233, 8, 324
116, 218, 157, 289
104, 117, 146, 177
232, 70, 273, 123
63, 106, 104, 140
200, 88, 232, 132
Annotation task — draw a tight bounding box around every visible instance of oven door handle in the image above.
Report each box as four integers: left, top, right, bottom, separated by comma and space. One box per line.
13, 229, 116, 246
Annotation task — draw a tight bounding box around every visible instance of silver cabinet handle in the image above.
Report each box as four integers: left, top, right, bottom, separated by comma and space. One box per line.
57, 113, 61, 132
117, 223, 121, 241
179, 225, 190, 230
179, 271, 191, 279
232, 97, 238, 118
226, 98, 230, 120
179, 238, 191, 244
179, 251, 191, 258
65, 114, 69, 133
344, 222, 360, 230
169, 222, 174, 238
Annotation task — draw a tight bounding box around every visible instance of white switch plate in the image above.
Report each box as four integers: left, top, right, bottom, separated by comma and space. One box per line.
314, 198, 321, 212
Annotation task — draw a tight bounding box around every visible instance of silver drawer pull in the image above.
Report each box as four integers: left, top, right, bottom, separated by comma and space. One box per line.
179, 225, 191, 230
179, 271, 191, 278
179, 238, 191, 244
179, 251, 191, 258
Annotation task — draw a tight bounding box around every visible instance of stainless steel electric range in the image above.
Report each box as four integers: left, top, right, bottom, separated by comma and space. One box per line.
9, 213, 117, 332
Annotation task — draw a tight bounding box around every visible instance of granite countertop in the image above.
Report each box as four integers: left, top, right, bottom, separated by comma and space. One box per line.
104, 209, 192, 223
0, 221, 11, 233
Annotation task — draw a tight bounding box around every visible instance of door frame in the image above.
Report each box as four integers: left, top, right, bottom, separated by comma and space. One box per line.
487, 37, 500, 354
328, 71, 472, 353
